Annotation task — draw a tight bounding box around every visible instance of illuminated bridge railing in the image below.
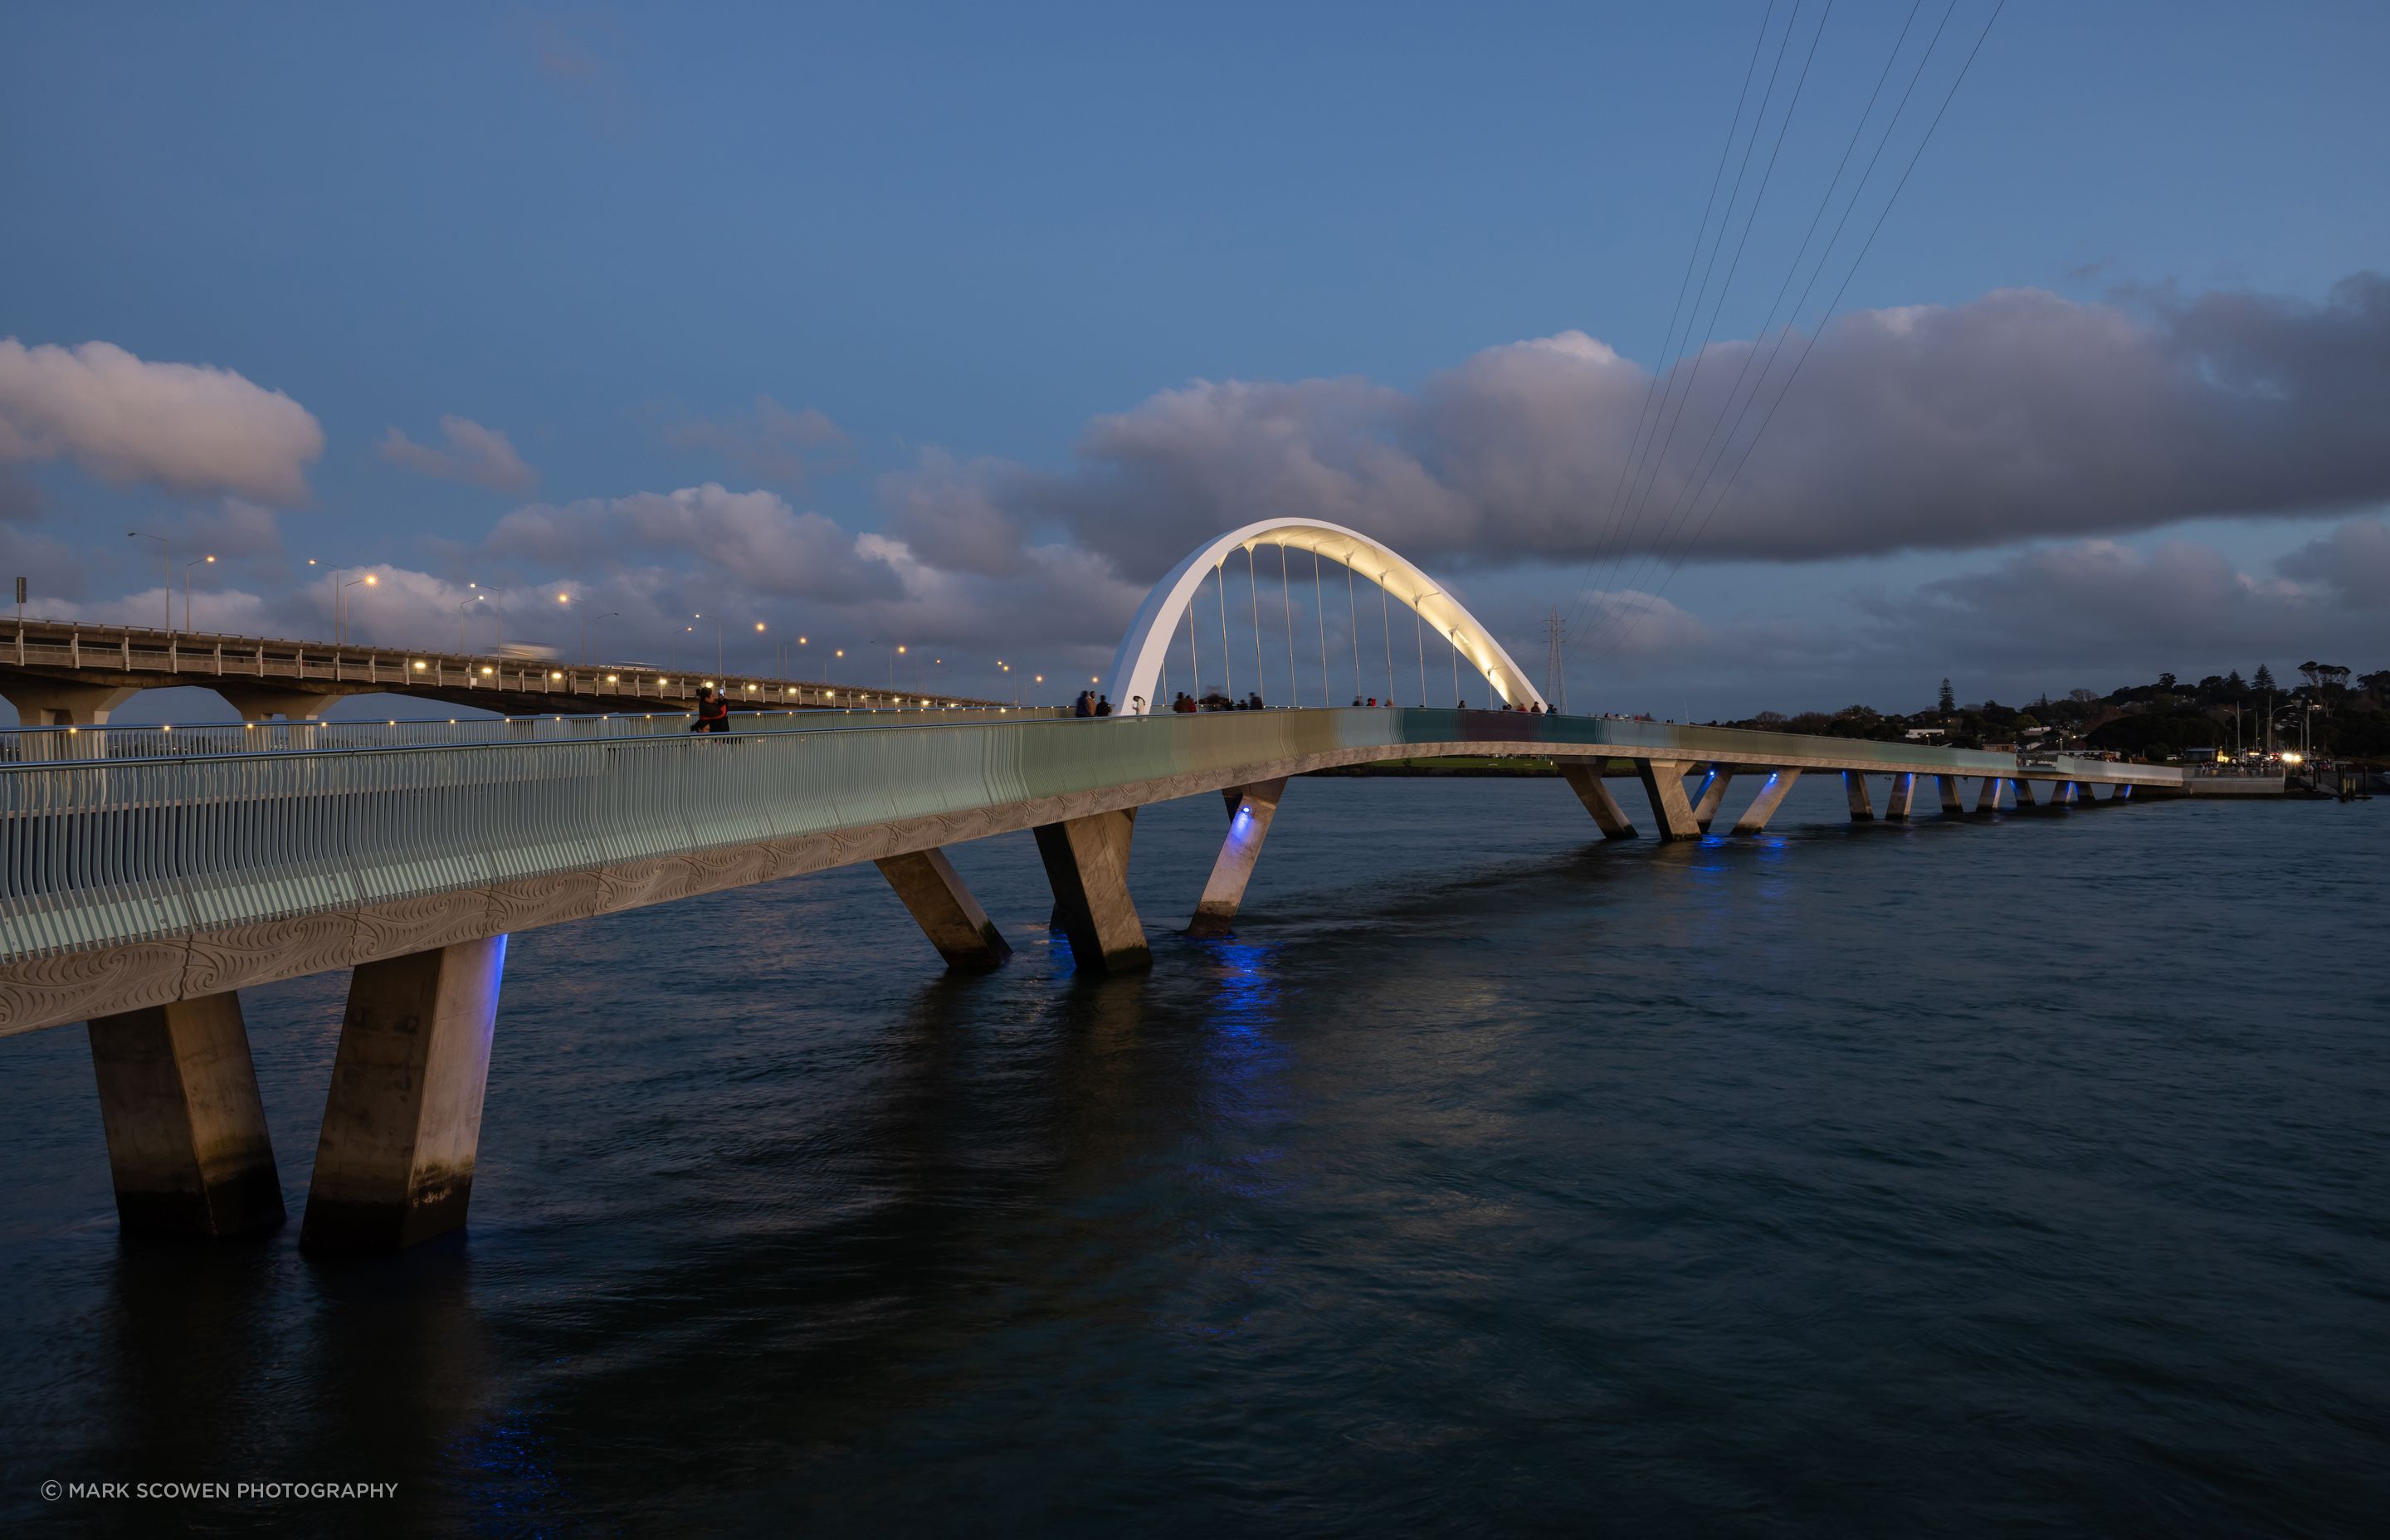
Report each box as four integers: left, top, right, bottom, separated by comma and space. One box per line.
0, 709, 2183, 967
0, 706, 1067, 761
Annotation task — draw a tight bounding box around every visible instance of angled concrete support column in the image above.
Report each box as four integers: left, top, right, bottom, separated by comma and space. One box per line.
86, 992, 285, 1238
1843, 770, 1875, 821
1884, 772, 1916, 820
1034, 808, 1149, 971
1690, 765, 1738, 831
215, 685, 334, 723
1731, 768, 1802, 834
1191, 777, 1289, 936
1633, 759, 1704, 841
2010, 777, 2038, 810
1937, 774, 1967, 815
2114, 782, 2134, 802
876, 847, 1011, 968
1975, 776, 2004, 814
1560, 763, 1638, 839
302, 935, 507, 1252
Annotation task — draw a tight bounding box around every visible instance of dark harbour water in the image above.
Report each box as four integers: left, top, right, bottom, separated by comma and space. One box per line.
2, 776, 2385, 1538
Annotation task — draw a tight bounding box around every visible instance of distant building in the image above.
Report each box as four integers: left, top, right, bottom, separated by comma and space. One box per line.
1903, 727, 1947, 743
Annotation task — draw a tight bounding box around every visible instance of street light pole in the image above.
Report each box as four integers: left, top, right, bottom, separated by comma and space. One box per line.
183, 554, 215, 632
586, 611, 618, 667
339, 574, 377, 643
127, 531, 168, 632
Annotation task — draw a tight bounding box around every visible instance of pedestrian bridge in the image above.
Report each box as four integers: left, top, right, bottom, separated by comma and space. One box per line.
0, 517, 2190, 1256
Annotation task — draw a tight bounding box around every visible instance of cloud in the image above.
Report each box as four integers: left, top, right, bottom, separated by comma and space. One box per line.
2275, 516, 2390, 611
938, 273, 2390, 581
876, 450, 1031, 578
661, 396, 846, 489
0, 339, 324, 504
379, 416, 537, 490
0, 470, 42, 520
186, 498, 288, 560
488, 482, 900, 602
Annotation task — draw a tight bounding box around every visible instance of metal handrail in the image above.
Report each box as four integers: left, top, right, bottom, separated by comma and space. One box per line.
0, 706, 1069, 762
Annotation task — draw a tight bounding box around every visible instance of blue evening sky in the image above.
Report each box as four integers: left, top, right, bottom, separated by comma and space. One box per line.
2, 2, 2385, 714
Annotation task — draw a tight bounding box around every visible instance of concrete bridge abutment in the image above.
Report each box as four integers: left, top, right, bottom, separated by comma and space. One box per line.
300, 935, 507, 1253
86, 992, 285, 1238
1190, 778, 1289, 936
1560, 763, 1638, 839
876, 848, 1012, 969
1034, 808, 1150, 972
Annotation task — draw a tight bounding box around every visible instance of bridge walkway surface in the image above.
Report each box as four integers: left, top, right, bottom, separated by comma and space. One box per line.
0, 706, 2183, 1251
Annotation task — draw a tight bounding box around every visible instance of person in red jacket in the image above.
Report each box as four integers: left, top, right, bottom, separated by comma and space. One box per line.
689, 686, 730, 733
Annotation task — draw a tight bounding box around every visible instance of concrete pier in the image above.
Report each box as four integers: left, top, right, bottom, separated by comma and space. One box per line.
1938, 774, 1966, 815
1976, 775, 2004, 814
1560, 763, 1638, 839
0, 680, 139, 726
1844, 770, 1875, 821
1190, 778, 1289, 936
876, 848, 1012, 968
1633, 759, 1704, 840
1884, 772, 1916, 820
2010, 777, 2039, 810
1690, 766, 1737, 831
214, 685, 333, 722
1731, 769, 1802, 834
1033, 809, 1150, 971
301, 936, 507, 1252
86, 993, 284, 1237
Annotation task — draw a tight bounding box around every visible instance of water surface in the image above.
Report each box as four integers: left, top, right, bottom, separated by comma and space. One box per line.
3, 776, 2384, 1536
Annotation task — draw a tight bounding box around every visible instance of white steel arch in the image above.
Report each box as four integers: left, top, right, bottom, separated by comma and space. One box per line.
1105, 518, 1545, 715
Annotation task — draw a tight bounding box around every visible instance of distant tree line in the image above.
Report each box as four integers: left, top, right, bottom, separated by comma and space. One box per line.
1722, 661, 2390, 763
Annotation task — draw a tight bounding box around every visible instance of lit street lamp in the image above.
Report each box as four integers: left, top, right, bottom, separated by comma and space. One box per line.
339, 573, 377, 644
183, 554, 215, 632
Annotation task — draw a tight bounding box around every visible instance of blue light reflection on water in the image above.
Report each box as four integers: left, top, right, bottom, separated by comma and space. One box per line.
0, 774, 2384, 1535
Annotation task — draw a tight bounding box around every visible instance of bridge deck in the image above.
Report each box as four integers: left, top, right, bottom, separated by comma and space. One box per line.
0, 708, 2181, 1036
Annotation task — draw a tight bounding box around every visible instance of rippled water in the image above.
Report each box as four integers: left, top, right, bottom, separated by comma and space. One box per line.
2, 776, 2384, 1536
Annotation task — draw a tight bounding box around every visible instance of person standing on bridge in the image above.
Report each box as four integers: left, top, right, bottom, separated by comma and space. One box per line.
689, 686, 730, 733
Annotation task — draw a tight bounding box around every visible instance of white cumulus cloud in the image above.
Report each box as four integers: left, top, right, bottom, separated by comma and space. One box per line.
0, 339, 324, 504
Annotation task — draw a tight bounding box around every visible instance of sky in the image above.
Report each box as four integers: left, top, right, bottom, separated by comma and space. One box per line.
2, 0, 2387, 723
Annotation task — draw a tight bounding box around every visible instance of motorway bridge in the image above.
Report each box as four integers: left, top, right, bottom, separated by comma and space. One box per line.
0, 518, 2191, 1255
0, 616, 1012, 723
